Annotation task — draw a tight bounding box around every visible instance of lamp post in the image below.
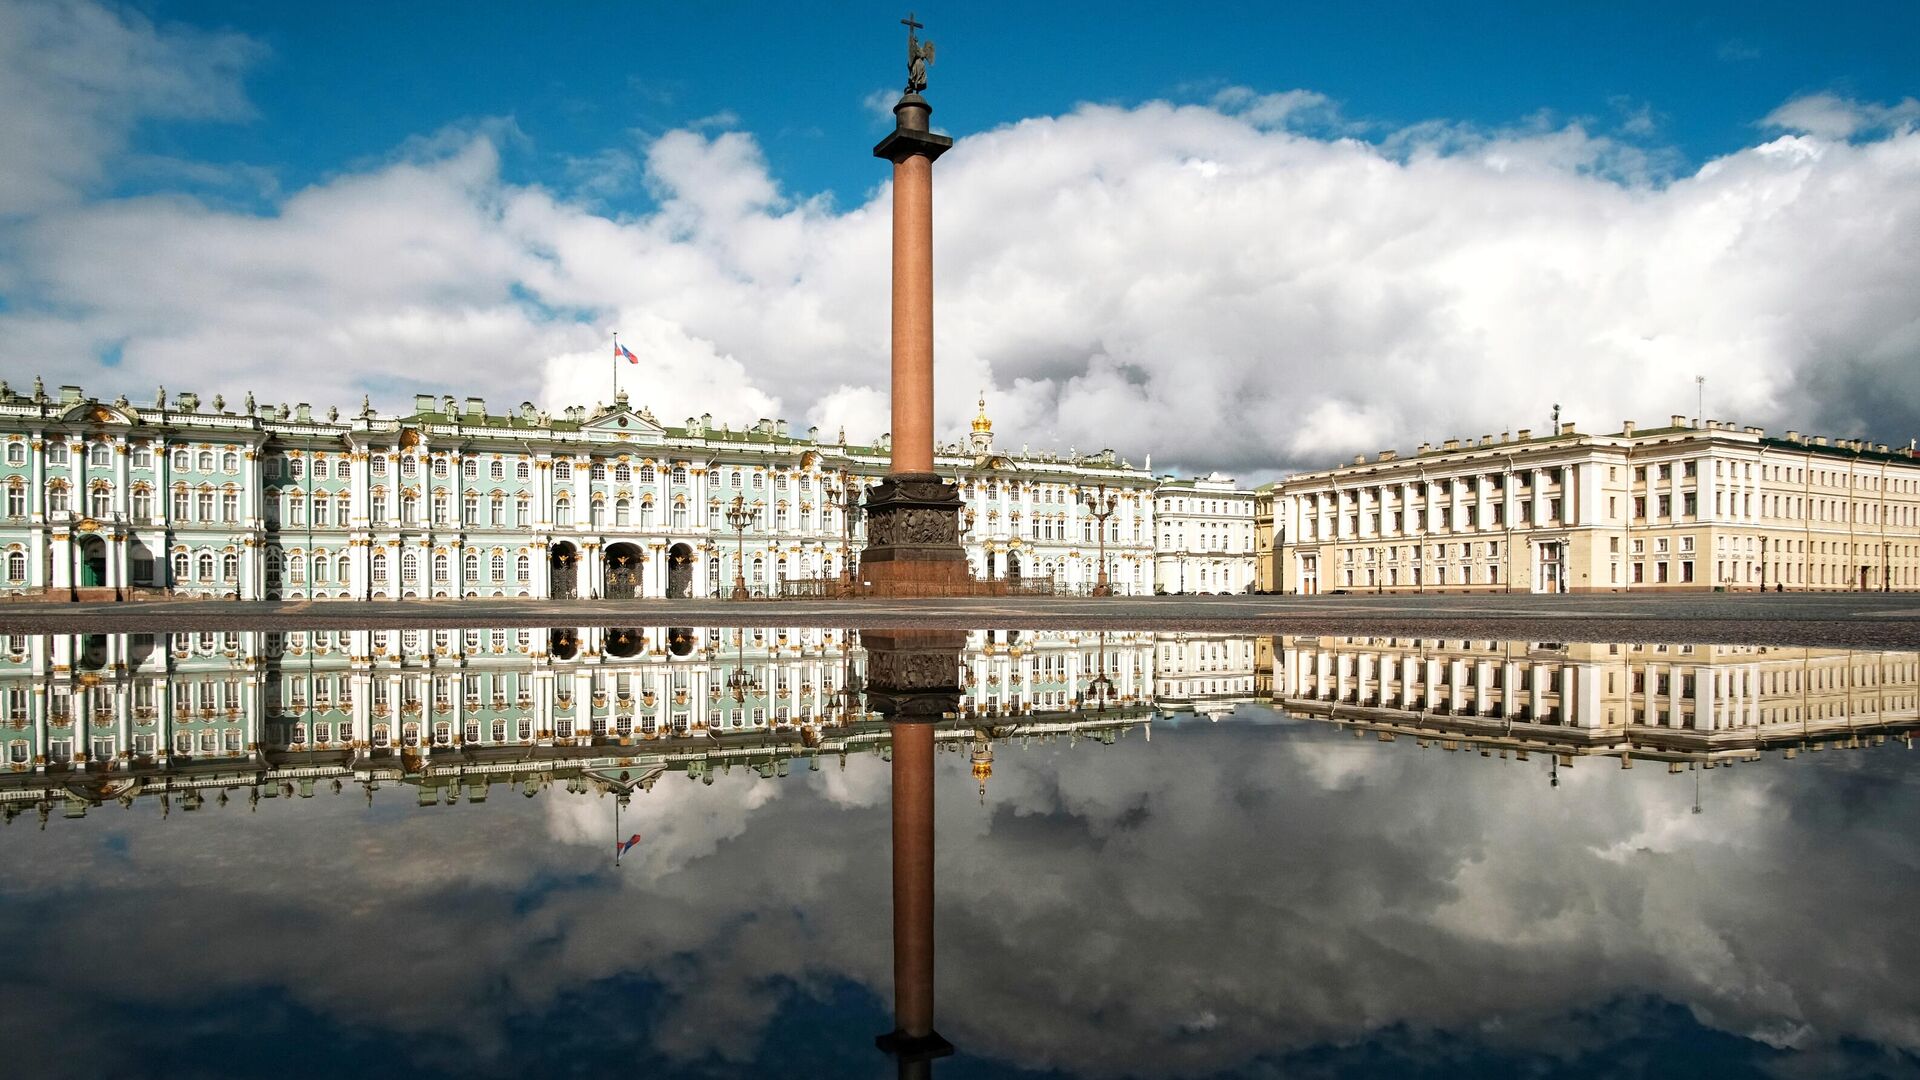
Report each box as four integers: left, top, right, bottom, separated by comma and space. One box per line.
726, 495, 757, 600
829, 476, 863, 592
1082, 633, 1116, 713
727, 628, 760, 702
1083, 483, 1118, 597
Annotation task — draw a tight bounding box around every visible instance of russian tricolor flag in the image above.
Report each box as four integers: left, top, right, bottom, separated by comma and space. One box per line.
615, 342, 639, 365
617, 833, 643, 855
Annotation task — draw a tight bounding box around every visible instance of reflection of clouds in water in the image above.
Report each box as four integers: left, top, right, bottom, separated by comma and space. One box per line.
1, 715, 1916, 1077
542, 768, 787, 877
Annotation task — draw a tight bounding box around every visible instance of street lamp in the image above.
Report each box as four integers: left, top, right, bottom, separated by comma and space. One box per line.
1082, 632, 1115, 712
725, 495, 757, 600
1083, 483, 1119, 597
726, 628, 760, 702
827, 476, 863, 592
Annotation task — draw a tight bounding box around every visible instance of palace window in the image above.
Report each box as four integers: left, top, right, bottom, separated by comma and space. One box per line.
433, 554, 450, 583
555, 461, 571, 480
371, 552, 388, 584
615, 498, 631, 527
47, 485, 68, 514
463, 459, 478, 479
173, 552, 190, 583
463, 494, 478, 524
464, 553, 480, 581
89, 443, 111, 467
48, 443, 69, 466
638, 465, 655, 483
401, 552, 419, 584
490, 460, 505, 482
89, 485, 111, 518
556, 499, 573, 527
197, 552, 215, 580
6, 552, 24, 581
4, 443, 22, 466
592, 462, 607, 482
491, 554, 505, 582
197, 489, 215, 520
614, 463, 631, 484
516, 461, 530, 481
222, 491, 239, 522
516, 554, 530, 581
672, 466, 688, 484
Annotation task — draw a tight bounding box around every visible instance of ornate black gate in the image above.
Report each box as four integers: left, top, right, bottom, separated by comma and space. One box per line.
667, 543, 693, 599
550, 543, 578, 600
605, 543, 643, 600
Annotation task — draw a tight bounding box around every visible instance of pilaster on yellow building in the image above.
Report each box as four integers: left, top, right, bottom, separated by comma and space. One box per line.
1261, 416, 1920, 594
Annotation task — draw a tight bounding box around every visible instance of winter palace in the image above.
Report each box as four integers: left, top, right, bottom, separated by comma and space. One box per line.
0, 381, 1257, 601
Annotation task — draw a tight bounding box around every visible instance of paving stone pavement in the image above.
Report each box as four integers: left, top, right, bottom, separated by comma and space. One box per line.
1, 592, 1916, 648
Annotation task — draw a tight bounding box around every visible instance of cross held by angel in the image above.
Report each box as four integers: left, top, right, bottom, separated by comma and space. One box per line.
903, 12, 935, 93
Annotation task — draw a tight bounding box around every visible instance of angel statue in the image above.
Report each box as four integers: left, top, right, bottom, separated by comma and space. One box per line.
904, 13, 934, 93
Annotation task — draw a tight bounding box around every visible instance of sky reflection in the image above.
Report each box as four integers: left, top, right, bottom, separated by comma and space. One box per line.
0, 628, 1916, 1079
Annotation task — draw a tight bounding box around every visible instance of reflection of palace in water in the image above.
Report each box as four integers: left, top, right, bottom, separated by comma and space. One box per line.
1266, 636, 1920, 764
0, 627, 1155, 823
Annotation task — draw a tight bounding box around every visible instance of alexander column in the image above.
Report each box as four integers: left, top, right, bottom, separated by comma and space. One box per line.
861, 12, 971, 595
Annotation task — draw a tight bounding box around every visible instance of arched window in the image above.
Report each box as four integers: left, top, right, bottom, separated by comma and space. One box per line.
336, 554, 351, 582
489, 460, 505, 482
88, 484, 112, 518
615, 498, 631, 527
223, 452, 239, 472
4, 443, 23, 465
614, 463, 631, 484
556, 499, 573, 527
516, 554, 530, 581
554, 460, 571, 480
639, 502, 654, 528
172, 552, 189, 583
672, 466, 688, 484
311, 457, 327, 479
750, 557, 764, 584
490, 554, 505, 581
287, 553, 305, 583
6, 551, 25, 581
516, 461, 530, 481
590, 500, 606, 528
433, 553, 449, 582
197, 451, 214, 472
591, 461, 607, 482
47, 443, 69, 465
196, 552, 215, 580
46, 484, 68, 514
313, 555, 330, 583
371, 552, 389, 584
222, 553, 238, 581
638, 465, 655, 482
464, 552, 480, 580
89, 443, 112, 466
401, 494, 418, 524
401, 552, 419, 583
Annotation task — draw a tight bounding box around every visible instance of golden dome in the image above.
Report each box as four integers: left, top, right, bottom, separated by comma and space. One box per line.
971, 393, 992, 434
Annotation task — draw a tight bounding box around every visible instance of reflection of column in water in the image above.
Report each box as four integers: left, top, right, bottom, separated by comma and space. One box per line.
866, 629, 964, 1069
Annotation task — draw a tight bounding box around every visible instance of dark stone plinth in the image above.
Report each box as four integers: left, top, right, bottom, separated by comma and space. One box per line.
860, 474, 971, 594
863, 629, 967, 722
875, 1028, 955, 1063
874, 94, 953, 164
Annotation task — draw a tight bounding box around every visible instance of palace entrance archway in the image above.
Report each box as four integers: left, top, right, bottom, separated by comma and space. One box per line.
550, 542, 579, 600
605, 543, 644, 600
667, 543, 694, 599
79, 536, 107, 588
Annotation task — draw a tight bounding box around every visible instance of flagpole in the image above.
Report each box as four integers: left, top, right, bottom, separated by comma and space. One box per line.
611, 331, 619, 404
615, 794, 622, 867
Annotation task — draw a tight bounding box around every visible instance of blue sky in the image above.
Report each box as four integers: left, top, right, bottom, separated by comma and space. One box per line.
3, 1, 1918, 477
118, 1, 1920, 209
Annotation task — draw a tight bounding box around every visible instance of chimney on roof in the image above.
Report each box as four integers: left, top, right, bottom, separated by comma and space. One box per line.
296, 403, 312, 422
464, 397, 485, 417
1378, 450, 1397, 461
1813, 436, 1829, 446
413, 393, 434, 413
775, 419, 789, 438
1559, 422, 1575, 435
1745, 426, 1764, 436
1353, 454, 1368, 465
1785, 430, 1799, 442
1517, 428, 1531, 441
1671, 414, 1688, 428
1443, 439, 1461, 451
1417, 442, 1432, 455
1622, 420, 1636, 436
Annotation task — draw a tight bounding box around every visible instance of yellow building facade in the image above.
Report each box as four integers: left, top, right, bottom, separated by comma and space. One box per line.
1265, 418, 1920, 594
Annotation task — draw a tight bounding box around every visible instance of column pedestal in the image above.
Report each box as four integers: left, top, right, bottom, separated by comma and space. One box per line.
860, 474, 969, 595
